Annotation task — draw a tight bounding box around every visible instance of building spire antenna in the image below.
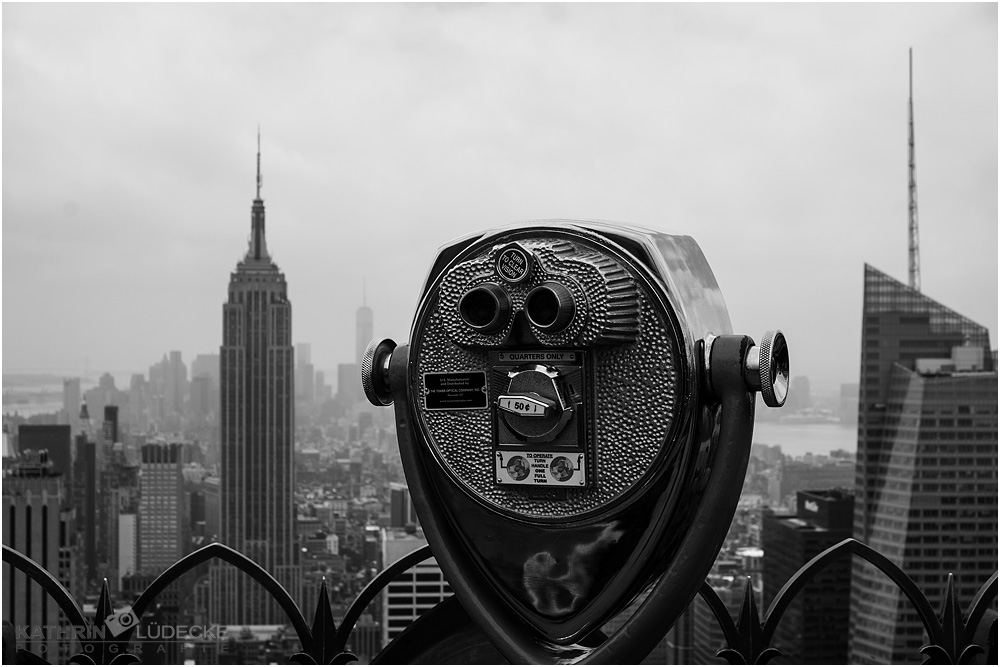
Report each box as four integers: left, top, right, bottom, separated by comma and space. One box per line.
363, 278, 367, 307
248, 128, 269, 260
256, 125, 262, 200
907, 48, 921, 292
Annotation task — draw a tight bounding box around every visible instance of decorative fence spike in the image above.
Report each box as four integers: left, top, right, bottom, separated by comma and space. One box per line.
703, 576, 780, 665
301, 577, 357, 664
69, 579, 137, 665
918, 572, 998, 665
94, 580, 113, 631
921, 574, 961, 664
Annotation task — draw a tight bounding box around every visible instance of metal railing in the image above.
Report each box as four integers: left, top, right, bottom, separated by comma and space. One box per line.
697, 539, 997, 665
3, 538, 996, 664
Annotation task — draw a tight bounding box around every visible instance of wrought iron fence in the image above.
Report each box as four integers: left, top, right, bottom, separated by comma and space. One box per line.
3, 538, 996, 664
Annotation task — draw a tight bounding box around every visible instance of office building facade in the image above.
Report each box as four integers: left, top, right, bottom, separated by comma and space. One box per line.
62, 378, 81, 433
849, 265, 997, 663
337, 363, 360, 406
102, 442, 141, 595
295, 343, 316, 405
138, 442, 185, 574
3, 450, 78, 661
690, 574, 744, 665
16, 425, 72, 480
388, 483, 418, 529
763, 490, 854, 663
381, 528, 451, 648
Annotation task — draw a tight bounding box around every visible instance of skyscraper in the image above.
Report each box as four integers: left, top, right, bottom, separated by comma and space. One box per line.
3, 449, 78, 661
849, 265, 997, 663
165, 350, 188, 418
380, 528, 451, 648
295, 343, 315, 405
191, 353, 221, 388
388, 483, 418, 529
211, 137, 300, 624
62, 378, 81, 433
190, 353, 221, 423
16, 425, 72, 480
73, 432, 98, 584
84, 374, 125, 430
102, 442, 140, 596
138, 442, 185, 574
337, 363, 360, 406
356, 283, 373, 369
763, 490, 854, 664
126, 374, 151, 433
118, 512, 138, 588
102, 405, 119, 445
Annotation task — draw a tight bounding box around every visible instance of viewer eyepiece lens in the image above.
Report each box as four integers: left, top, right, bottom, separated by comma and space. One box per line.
525, 282, 575, 333
459, 284, 510, 333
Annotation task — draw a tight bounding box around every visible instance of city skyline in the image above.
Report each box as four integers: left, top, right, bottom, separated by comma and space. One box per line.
2, 4, 997, 397
1, 233, 994, 661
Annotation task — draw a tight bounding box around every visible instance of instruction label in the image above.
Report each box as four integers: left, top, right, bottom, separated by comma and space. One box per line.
495, 450, 587, 486
495, 351, 578, 363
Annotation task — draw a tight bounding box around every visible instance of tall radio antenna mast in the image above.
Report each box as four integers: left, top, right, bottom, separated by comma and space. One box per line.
907, 48, 921, 292
256, 126, 262, 200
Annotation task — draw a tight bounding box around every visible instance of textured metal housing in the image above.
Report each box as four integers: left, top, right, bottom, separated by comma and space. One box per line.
436, 238, 642, 347
410, 230, 683, 519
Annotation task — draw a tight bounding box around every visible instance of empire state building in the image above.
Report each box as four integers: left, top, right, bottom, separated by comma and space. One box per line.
210, 138, 300, 624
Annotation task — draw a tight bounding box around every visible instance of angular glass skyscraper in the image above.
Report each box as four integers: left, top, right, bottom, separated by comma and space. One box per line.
849, 264, 997, 663
210, 145, 300, 624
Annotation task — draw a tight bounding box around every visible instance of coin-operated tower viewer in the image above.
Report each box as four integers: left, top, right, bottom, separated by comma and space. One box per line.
363, 220, 789, 663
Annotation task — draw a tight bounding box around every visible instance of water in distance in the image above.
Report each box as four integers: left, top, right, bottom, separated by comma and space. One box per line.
751, 419, 856, 459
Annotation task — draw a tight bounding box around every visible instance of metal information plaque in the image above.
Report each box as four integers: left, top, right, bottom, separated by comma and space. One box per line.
423, 371, 488, 410
496, 450, 587, 486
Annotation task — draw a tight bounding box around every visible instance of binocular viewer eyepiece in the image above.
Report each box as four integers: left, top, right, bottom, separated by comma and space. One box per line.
457, 283, 511, 332
457, 277, 579, 336
362, 220, 788, 663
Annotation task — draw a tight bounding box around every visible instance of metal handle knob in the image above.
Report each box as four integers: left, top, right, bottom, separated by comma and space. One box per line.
497, 392, 556, 418
362, 338, 397, 406
498, 365, 573, 443
744, 330, 789, 408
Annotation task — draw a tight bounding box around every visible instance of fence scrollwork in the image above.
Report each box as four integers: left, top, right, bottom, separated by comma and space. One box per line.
3, 539, 996, 664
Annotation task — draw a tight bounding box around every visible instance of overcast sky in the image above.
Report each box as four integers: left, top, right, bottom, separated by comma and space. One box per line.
3, 3, 997, 396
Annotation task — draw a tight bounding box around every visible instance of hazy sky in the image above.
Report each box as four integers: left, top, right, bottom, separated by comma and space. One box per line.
3, 3, 997, 396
